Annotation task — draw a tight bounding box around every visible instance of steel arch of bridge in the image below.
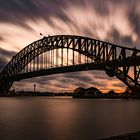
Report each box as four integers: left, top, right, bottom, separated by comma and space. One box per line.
1, 35, 140, 95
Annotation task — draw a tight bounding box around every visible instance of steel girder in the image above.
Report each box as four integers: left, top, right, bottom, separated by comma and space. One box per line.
1, 35, 140, 95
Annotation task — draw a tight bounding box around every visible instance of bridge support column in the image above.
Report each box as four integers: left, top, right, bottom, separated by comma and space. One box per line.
0, 80, 10, 96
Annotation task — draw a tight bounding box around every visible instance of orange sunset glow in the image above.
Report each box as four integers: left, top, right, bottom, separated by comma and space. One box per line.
0, 0, 140, 93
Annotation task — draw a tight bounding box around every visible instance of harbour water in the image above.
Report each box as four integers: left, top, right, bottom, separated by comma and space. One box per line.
0, 96, 140, 140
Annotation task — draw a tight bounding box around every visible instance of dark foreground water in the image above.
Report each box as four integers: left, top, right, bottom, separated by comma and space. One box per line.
0, 97, 140, 140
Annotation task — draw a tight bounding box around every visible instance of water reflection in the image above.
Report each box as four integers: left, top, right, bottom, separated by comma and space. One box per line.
0, 97, 140, 140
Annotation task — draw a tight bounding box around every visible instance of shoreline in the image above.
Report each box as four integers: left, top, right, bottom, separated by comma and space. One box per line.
73, 95, 140, 99
102, 131, 140, 140
1, 95, 140, 99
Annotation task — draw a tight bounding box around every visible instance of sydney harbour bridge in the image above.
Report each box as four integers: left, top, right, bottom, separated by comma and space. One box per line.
0, 35, 140, 96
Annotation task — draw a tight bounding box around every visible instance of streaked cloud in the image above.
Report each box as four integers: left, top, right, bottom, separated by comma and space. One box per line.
0, 48, 16, 71
0, 0, 140, 92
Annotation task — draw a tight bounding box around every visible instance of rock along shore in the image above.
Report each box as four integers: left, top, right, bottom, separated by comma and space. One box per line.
102, 131, 140, 140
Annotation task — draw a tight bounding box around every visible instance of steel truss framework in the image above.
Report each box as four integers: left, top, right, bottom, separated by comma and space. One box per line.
0, 35, 140, 95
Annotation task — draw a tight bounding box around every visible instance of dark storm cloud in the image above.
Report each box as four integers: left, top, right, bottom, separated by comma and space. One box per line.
21, 76, 56, 85
110, 1, 140, 47
128, 5, 140, 36
0, 0, 69, 27
24, 72, 93, 85
16, 71, 107, 90
0, 48, 16, 72
68, 0, 110, 16
0, 0, 111, 26
0, 0, 140, 42
106, 26, 133, 46
88, 0, 110, 16
0, 47, 16, 56
59, 71, 109, 88
63, 72, 93, 81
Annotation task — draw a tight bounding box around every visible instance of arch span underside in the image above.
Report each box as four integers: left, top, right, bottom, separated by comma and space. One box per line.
1, 35, 140, 95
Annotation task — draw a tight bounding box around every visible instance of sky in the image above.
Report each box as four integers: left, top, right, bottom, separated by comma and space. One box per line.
0, 0, 140, 92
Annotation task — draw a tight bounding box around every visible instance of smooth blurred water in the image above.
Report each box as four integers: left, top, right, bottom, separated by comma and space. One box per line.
0, 97, 140, 140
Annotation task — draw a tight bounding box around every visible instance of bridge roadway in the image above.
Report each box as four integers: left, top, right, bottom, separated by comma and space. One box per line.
8, 55, 140, 82
1, 35, 140, 95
